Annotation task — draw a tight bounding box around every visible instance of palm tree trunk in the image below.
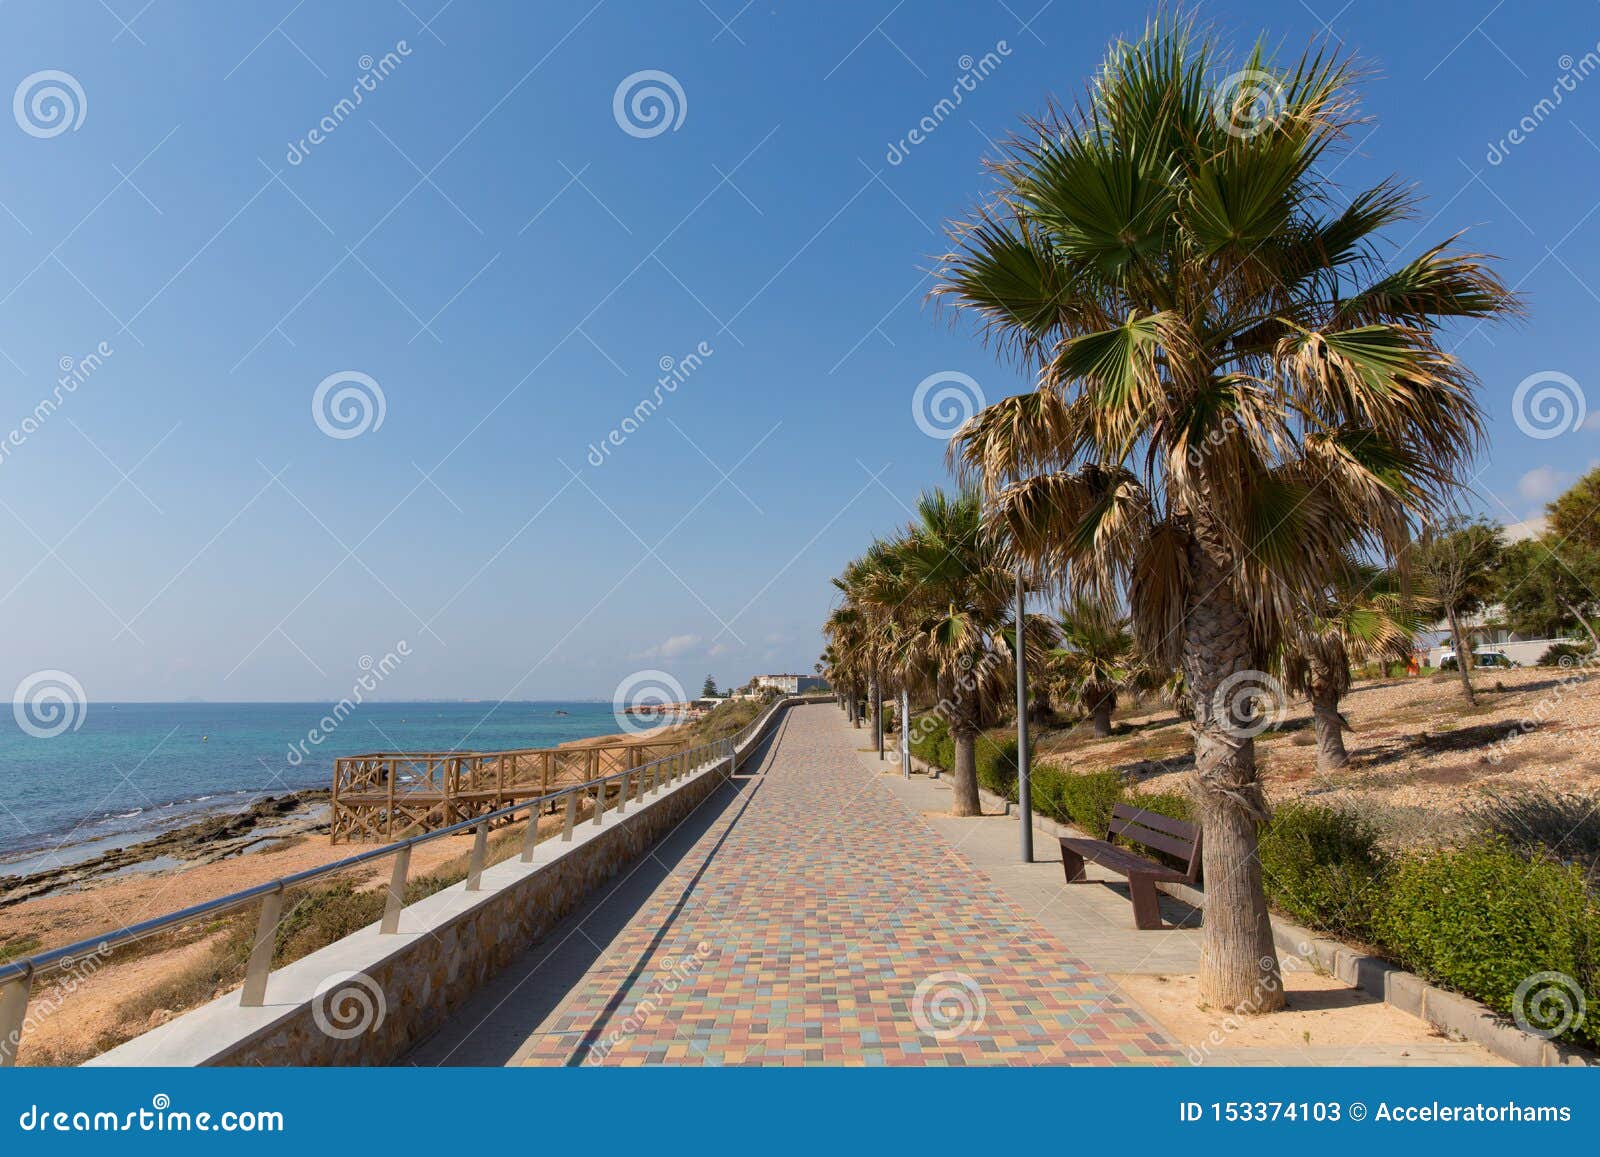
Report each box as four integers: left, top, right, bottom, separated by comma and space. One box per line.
1089, 689, 1115, 737
1028, 687, 1054, 728
1309, 682, 1349, 772
949, 721, 982, 816
1185, 528, 1284, 1013
871, 670, 883, 756
1445, 607, 1477, 706
941, 670, 983, 817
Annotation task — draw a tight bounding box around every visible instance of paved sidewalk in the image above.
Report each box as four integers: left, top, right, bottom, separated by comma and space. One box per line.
858, 735, 1504, 1067
409, 702, 1178, 1066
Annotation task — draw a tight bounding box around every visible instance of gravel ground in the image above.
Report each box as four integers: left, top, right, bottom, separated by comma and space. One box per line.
1033, 665, 1600, 845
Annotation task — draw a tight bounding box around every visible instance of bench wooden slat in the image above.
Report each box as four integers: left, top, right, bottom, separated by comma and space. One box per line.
1059, 839, 1185, 881
1107, 817, 1196, 860
1056, 801, 1202, 930
1110, 802, 1194, 839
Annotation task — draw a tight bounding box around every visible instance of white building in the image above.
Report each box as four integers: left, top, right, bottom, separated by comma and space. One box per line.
751, 673, 828, 694
1419, 605, 1581, 667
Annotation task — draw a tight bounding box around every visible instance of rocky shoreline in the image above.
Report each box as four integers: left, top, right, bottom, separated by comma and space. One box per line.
0, 789, 331, 909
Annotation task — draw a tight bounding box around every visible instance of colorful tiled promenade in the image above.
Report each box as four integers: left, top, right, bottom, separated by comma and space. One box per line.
503, 702, 1180, 1066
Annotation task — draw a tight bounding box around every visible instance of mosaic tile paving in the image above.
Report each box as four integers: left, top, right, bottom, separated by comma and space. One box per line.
517, 704, 1180, 1066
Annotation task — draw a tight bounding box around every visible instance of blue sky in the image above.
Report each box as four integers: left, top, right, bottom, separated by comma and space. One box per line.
0, 0, 1596, 702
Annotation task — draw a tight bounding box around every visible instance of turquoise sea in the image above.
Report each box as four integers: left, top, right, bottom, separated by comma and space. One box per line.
0, 701, 645, 873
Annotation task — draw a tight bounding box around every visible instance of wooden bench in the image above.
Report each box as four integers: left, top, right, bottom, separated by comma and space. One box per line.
1059, 803, 1202, 930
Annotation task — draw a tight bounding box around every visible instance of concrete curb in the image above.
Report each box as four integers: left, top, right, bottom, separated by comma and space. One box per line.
888, 753, 1596, 1069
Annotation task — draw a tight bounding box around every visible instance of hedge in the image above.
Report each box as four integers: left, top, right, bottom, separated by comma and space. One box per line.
1374, 839, 1600, 1048
1256, 804, 1388, 941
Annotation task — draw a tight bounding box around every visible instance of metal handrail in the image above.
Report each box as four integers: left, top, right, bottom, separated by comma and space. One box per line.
0, 696, 795, 1063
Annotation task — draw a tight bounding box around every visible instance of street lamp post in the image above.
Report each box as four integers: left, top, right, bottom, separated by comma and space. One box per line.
900, 687, 910, 778
1016, 560, 1033, 863
1014, 446, 1033, 863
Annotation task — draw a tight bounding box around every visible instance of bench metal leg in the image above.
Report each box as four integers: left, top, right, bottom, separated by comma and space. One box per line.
1059, 847, 1087, 883
1128, 874, 1164, 930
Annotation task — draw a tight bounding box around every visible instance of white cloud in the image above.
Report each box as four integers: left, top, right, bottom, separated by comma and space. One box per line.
629, 633, 702, 661
1503, 514, 1549, 543
659, 633, 701, 659
1517, 465, 1570, 502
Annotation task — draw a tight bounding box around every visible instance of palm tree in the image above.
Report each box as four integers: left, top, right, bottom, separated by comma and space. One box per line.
934, 15, 1516, 1009
1413, 517, 1503, 706
821, 601, 867, 726
1049, 597, 1147, 736
882, 489, 1020, 816
1279, 564, 1424, 771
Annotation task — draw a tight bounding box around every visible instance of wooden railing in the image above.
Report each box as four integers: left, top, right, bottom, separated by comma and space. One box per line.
330, 738, 683, 842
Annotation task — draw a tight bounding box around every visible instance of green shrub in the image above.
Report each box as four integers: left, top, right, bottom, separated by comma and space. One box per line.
1127, 789, 1192, 824
975, 731, 1018, 798
1048, 769, 1125, 836
1256, 804, 1389, 940
1022, 762, 1073, 825
0, 934, 41, 965
1374, 838, 1600, 1048
909, 714, 953, 770
1538, 641, 1590, 667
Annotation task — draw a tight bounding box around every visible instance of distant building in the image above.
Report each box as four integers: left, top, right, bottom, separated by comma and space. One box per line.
1417, 604, 1581, 667
751, 673, 828, 694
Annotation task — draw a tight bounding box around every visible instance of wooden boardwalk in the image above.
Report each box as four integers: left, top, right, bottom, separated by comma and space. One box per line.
330, 738, 682, 842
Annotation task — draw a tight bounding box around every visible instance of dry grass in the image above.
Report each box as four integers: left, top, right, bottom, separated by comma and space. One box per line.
1034, 666, 1600, 850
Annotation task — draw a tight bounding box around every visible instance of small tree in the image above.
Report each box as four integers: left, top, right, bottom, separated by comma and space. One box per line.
1413, 518, 1502, 704
1049, 598, 1147, 736
1495, 537, 1600, 645
1279, 564, 1422, 771
1545, 465, 1600, 552
1497, 467, 1600, 650
701, 675, 719, 698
